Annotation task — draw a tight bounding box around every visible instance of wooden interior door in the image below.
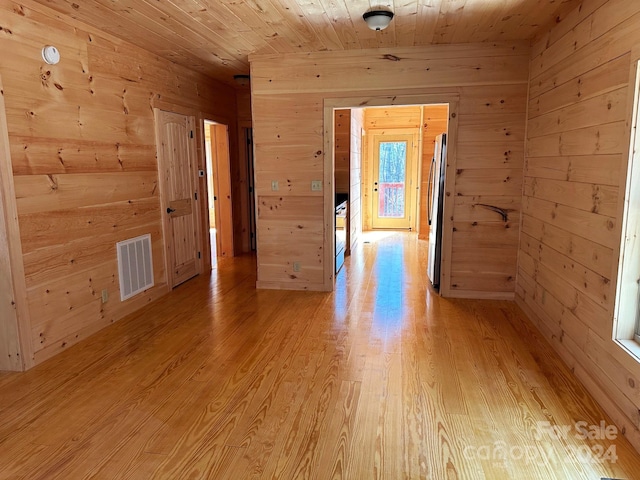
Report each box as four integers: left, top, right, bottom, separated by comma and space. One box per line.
371, 133, 418, 229
209, 123, 234, 258
155, 109, 200, 288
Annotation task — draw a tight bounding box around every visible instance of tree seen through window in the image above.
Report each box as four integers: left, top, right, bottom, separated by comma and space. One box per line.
378, 141, 407, 218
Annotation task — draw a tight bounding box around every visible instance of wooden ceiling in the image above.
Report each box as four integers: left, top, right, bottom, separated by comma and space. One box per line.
33, 0, 582, 85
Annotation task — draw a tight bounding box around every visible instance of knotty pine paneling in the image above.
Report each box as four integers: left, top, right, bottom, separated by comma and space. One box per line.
237, 90, 252, 124
256, 195, 324, 289
24, 0, 580, 86
519, 0, 640, 453
250, 43, 529, 294
452, 90, 526, 296
334, 109, 350, 194
364, 106, 422, 130
0, 0, 237, 369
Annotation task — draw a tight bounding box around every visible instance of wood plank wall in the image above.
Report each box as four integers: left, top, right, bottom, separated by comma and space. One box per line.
362, 106, 422, 231
419, 105, 449, 239
0, 0, 237, 369
518, 0, 640, 451
237, 90, 252, 125
250, 43, 529, 295
334, 109, 350, 194
350, 109, 363, 252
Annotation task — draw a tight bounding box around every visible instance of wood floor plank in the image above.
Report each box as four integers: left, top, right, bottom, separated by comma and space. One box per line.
311, 379, 362, 480
1, 233, 640, 478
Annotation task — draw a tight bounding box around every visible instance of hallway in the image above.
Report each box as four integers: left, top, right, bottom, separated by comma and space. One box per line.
1, 233, 639, 478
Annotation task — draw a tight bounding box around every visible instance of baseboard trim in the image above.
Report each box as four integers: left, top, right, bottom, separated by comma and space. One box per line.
445, 290, 515, 301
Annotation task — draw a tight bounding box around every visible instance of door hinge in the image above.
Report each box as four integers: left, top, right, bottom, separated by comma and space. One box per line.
194, 192, 198, 200
198, 251, 201, 259
190, 130, 194, 139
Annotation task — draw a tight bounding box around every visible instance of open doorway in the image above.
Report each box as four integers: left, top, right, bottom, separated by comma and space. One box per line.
362, 105, 449, 236
203, 120, 234, 268
241, 126, 257, 252
328, 99, 455, 293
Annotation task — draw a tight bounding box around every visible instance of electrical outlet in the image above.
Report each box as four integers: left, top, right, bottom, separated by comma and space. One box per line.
311, 180, 322, 191
293, 262, 301, 272
271, 180, 279, 191
101, 289, 109, 304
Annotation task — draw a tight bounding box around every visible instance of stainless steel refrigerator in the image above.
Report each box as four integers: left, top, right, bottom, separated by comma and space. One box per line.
427, 133, 447, 291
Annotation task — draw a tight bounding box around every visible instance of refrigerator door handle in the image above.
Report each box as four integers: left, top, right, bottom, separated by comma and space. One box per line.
427, 156, 435, 226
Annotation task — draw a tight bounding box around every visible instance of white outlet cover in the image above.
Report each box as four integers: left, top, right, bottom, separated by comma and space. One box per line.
311, 180, 322, 191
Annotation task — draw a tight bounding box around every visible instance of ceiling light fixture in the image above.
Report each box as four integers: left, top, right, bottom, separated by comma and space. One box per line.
233, 74, 250, 87
363, 10, 394, 31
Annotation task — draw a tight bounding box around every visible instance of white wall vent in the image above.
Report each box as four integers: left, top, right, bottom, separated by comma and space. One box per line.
117, 234, 154, 301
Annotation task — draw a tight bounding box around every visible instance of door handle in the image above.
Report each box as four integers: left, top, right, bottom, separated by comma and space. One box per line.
167, 207, 176, 214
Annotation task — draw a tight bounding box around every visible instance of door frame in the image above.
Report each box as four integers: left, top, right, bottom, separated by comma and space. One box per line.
324, 93, 459, 294
197, 111, 235, 271
237, 120, 255, 252
0, 74, 32, 370
368, 129, 420, 230
154, 108, 201, 288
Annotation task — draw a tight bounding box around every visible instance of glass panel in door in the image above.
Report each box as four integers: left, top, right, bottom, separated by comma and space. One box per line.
378, 141, 407, 218
372, 134, 415, 229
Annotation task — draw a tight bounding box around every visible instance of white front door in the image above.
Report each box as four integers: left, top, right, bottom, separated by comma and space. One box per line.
371, 133, 417, 229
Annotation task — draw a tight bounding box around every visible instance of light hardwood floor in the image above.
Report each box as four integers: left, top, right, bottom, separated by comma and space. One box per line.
1, 232, 640, 479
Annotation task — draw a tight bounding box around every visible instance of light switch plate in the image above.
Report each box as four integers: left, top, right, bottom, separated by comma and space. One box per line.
311, 180, 322, 191
271, 180, 279, 191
